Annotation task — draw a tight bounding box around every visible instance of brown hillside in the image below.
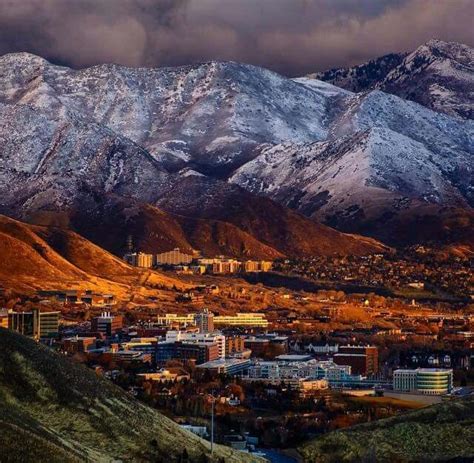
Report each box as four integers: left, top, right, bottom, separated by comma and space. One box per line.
0, 215, 184, 295
69, 197, 284, 259
156, 176, 390, 256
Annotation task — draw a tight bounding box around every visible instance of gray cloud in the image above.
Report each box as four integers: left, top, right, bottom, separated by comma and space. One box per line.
0, 0, 473, 76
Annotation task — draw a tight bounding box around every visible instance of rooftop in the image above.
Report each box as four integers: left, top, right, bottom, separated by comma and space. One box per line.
196, 358, 250, 368
275, 354, 313, 361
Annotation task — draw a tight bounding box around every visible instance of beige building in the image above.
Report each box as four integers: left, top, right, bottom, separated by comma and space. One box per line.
243, 260, 273, 272
157, 313, 196, 326
156, 248, 195, 266
214, 313, 269, 328
124, 252, 154, 268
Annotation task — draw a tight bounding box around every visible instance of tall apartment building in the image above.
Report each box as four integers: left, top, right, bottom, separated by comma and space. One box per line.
194, 309, 214, 333
226, 335, 245, 356
165, 331, 226, 359
155, 248, 195, 266
334, 345, 379, 376
124, 252, 154, 268
214, 313, 269, 328
393, 368, 453, 395
91, 312, 123, 336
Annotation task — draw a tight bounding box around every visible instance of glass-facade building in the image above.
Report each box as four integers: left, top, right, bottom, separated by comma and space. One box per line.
393, 368, 453, 395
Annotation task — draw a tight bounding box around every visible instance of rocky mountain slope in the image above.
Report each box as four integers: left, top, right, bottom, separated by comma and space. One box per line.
0, 52, 342, 174
0, 327, 259, 462
230, 90, 473, 242
300, 395, 474, 462
314, 39, 474, 119
0, 46, 472, 253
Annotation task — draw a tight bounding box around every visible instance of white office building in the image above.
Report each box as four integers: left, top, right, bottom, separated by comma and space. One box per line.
165, 331, 226, 359
393, 368, 453, 395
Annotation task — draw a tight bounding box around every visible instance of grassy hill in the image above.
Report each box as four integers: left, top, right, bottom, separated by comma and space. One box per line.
0, 214, 186, 295
299, 395, 474, 462
0, 328, 262, 462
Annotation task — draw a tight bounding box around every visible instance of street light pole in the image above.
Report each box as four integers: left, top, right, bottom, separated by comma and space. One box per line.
210, 395, 215, 455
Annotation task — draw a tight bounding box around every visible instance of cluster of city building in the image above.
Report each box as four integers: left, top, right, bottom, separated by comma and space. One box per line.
123, 248, 272, 274
0, 304, 458, 399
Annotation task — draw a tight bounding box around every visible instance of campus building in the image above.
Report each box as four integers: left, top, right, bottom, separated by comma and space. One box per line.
393, 368, 453, 395
155, 248, 195, 266
165, 330, 226, 359
156, 341, 219, 365
7, 309, 59, 339
91, 312, 123, 336
196, 358, 251, 376
157, 313, 196, 326
194, 309, 214, 333
334, 345, 379, 376
214, 313, 269, 328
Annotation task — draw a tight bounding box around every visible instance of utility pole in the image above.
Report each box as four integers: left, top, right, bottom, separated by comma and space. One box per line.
210, 394, 215, 455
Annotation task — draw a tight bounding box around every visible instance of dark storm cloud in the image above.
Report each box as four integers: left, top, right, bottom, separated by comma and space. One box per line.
0, 0, 473, 76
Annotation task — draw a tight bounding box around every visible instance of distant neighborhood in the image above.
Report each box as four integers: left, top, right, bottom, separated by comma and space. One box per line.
124, 248, 273, 274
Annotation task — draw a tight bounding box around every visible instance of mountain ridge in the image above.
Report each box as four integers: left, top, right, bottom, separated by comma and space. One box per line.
313, 39, 474, 119
0, 45, 472, 254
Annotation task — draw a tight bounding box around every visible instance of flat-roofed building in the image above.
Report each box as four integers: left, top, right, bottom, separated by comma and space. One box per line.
91, 312, 123, 336
157, 313, 196, 326
214, 313, 268, 328
7, 309, 59, 339
38, 311, 60, 338
226, 335, 245, 356
156, 248, 195, 266
212, 259, 241, 274
244, 338, 270, 357
156, 341, 219, 365
194, 309, 214, 333
393, 368, 453, 395
196, 358, 251, 376
334, 345, 379, 376
165, 331, 226, 359
62, 336, 96, 354
124, 252, 154, 268
243, 260, 273, 273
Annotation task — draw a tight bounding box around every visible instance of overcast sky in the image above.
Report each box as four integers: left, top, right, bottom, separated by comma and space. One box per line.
0, 0, 473, 76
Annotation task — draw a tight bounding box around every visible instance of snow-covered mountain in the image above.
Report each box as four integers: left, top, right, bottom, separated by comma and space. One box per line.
313, 40, 474, 120
230, 90, 473, 232
0, 46, 472, 252
0, 53, 347, 174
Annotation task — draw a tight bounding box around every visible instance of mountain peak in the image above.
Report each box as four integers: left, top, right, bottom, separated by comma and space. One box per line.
0, 51, 50, 67
313, 40, 474, 119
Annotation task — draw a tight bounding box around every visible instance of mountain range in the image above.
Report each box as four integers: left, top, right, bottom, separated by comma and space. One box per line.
0, 39, 472, 258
